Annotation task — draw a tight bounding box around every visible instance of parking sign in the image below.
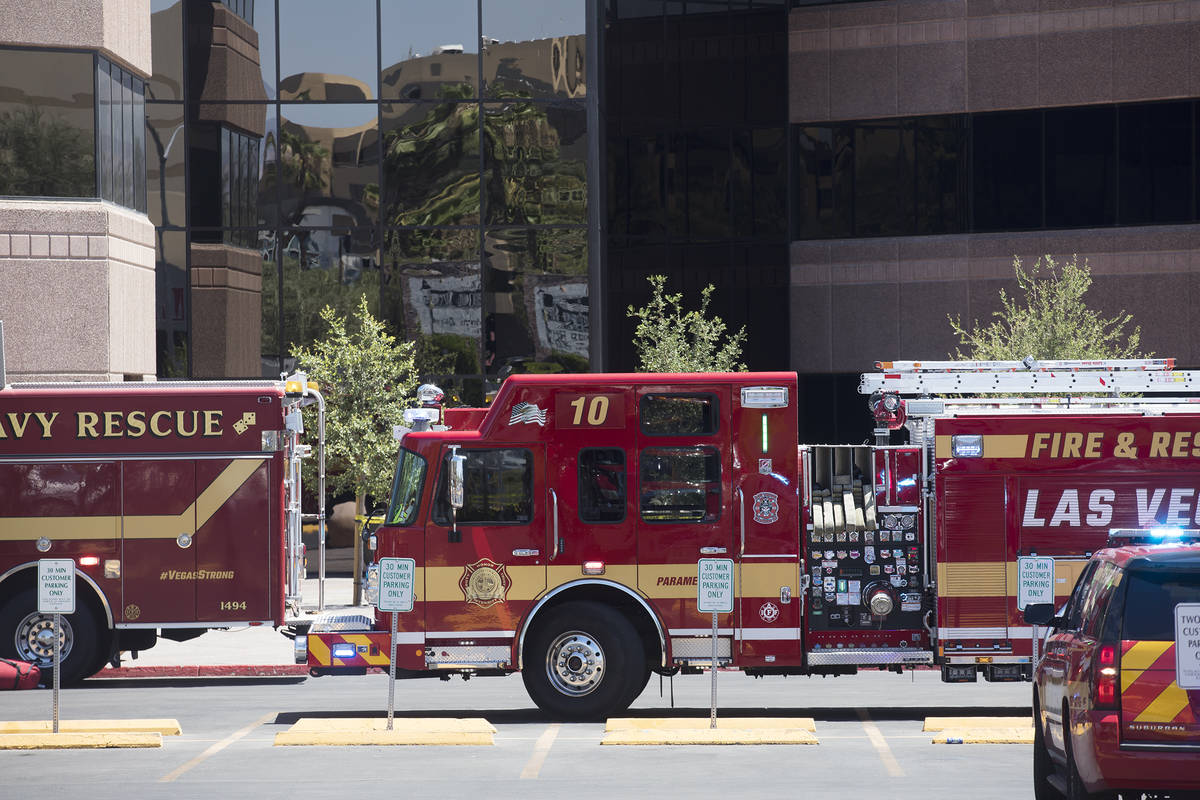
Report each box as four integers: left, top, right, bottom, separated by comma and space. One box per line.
1017, 556, 1055, 610
38, 559, 75, 614
697, 558, 734, 614
377, 558, 415, 613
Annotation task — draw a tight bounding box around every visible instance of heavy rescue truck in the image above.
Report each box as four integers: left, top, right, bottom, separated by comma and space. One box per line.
0, 359, 325, 683
297, 358, 1200, 719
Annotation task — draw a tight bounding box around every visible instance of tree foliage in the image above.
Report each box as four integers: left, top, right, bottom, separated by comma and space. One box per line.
291, 295, 418, 505
628, 274, 747, 372
949, 254, 1143, 361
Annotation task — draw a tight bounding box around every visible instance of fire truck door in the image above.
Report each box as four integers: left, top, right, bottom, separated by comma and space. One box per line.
194, 458, 272, 622
121, 460, 197, 623
633, 388, 736, 659
424, 445, 547, 660
733, 392, 800, 658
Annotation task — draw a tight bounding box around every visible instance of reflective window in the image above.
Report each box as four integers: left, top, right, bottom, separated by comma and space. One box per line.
971, 110, 1041, 231
732, 127, 787, 238
149, 1, 184, 101
279, 104, 379, 229
640, 394, 719, 435
1046, 105, 1115, 229
639, 446, 721, 523
1120, 102, 1192, 226
433, 448, 533, 525
1122, 569, 1200, 640
154, 230, 189, 377
279, 0, 378, 101
482, 228, 588, 374
95, 57, 146, 211
483, 100, 587, 226
482, 0, 586, 100
381, 101, 480, 227
381, 0, 479, 102
0, 48, 96, 198
579, 448, 626, 523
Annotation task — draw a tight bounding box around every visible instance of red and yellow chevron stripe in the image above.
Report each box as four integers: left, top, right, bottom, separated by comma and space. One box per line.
1120, 639, 1197, 735
307, 632, 393, 668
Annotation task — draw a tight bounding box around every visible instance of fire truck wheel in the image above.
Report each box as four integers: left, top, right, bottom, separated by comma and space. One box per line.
0, 587, 103, 685
522, 602, 645, 721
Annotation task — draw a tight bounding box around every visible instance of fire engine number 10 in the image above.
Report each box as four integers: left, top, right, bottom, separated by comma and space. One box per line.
556, 394, 625, 429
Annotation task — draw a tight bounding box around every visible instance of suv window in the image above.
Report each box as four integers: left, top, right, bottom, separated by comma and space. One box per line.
1080, 562, 1123, 638
1064, 561, 1098, 631
1122, 570, 1200, 640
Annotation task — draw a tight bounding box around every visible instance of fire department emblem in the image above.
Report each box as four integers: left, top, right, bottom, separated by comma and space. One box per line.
759, 602, 780, 623
752, 491, 779, 524
124, 604, 141, 621
459, 558, 511, 608
758, 458, 772, 475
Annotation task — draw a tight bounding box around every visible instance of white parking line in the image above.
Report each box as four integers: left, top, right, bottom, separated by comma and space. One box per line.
520, 724, 562, 779
857, 709, 904, 777
159, 712, 274, 783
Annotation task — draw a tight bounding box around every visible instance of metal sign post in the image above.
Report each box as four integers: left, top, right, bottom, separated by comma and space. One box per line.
376, 557, 415, 730
38, 559, 74, 733
697, 558, 734, 729
1017, 556, 1055, 668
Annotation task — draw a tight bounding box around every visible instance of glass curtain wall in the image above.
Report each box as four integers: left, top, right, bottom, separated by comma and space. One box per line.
150, 0, 589, 391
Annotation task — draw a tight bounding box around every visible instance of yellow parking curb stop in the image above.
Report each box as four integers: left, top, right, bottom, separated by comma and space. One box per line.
273, 717, 496, 746
0, 719, 181, 736
931, 727, 1035, 745
0, 732, 162, 750
923, 716, 1030, 731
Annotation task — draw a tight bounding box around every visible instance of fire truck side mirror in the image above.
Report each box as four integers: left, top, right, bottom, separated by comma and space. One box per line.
1022, 603, 1057, 627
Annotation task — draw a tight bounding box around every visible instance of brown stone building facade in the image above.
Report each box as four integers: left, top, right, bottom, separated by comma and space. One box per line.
0, 0, 155, 381
788, 0, 1200, 374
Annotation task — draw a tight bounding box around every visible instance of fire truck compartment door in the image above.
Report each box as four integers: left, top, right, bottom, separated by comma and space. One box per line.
733, 394, 800, 658
423, 445, 547, 653
194, 458, 272, 622
121, 460, 197, 623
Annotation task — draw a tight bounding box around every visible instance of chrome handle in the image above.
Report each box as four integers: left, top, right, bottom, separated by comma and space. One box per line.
700, 546, 727, 555
736, 486, 745, 557
549, 488, 560, 561
512, 548, 540, 557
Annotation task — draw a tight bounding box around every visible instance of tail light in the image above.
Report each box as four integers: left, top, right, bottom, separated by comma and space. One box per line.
1094, 644, 1120, 709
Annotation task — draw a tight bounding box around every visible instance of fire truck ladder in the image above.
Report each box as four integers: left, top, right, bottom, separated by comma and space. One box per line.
859, 357, 1200, 396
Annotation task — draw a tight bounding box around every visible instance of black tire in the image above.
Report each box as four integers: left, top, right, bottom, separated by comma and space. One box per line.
522, 601, 645, 721
0, 586, 104, 684
1033, 698, 1062, 800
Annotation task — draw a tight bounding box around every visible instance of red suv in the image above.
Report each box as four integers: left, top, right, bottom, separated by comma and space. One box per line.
1025, 535, 1200, 799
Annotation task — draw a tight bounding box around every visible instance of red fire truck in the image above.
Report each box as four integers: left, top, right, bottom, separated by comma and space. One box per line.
0, 368, 324, 683
301, 359, 1200, 719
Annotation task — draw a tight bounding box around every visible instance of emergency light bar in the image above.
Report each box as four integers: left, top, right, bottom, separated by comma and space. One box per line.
1107, 528, 1200, 546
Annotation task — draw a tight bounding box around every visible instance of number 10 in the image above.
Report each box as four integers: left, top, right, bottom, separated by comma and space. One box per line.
569, 396, 610, 426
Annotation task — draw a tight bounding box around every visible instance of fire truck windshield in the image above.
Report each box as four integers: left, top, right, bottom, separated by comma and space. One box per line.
386, 448, 427, 526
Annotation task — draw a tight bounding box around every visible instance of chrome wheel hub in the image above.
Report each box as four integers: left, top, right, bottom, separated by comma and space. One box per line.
15, 612, 72, 665
546, 631, 605, 697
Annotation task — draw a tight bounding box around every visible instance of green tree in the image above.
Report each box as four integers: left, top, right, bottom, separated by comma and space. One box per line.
0, 108, 94, 196
628, 274, 747, 372
949, 254, 1143, 361
291, 296, 417, 603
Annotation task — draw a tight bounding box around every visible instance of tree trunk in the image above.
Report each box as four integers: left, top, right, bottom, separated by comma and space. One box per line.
353, 489, 366, 606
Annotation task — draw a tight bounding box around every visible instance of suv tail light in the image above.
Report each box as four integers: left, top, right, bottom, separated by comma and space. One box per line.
1094, 644, 1120, 709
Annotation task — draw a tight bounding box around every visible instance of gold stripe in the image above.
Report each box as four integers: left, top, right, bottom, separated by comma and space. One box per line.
1121, 668, 1144, 695
309, 634, 331, 666
1134, 682, 1191, 724
1122, 640, 1172, 672
342, 634, 390, 665
639, 563, 703, 598
548, 564, 637, 588
0, 459, 266, 542
936, 434, 1028, 459
424, 565, 545, 602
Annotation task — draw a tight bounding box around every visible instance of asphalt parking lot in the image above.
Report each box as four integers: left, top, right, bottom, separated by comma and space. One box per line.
0, 667, 1034, 800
